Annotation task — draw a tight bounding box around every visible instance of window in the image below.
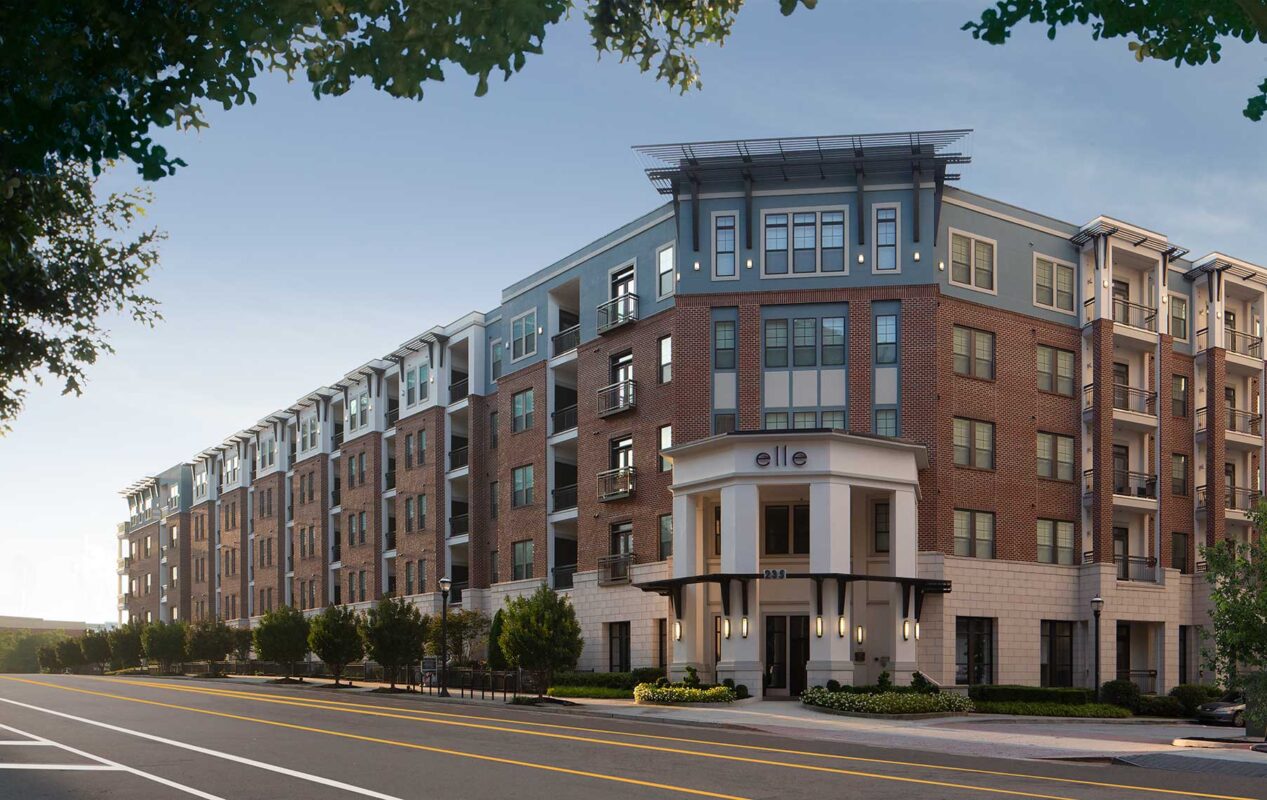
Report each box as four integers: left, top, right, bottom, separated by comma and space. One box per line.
950, 232, 995, 292
658, 425, 672, 471
956, 617, 995, 685
1036, 432, 1074, 480
512, 540, 534, 580
489, 551, 498, 584
511, 310, 537, 360
793, 411, 816, 429
874, 409, 897, 437
489, 412, 499, 448
821, 410, 845, 429
489, 481, 499, 519
358, 511, 366, 544
417, 494, 427, 529
417, 362, 430, 401
714, 320, 736, 369
764, 504, 810, 555
764, 320, 788, 367
405, 561, 414, 595
512, 389, 534, 432
1040, 621, 1074, 687
874, 206, 898, 270
347, 513, 356, 546
954, 418, 994, 469
404, 434, 414, 469
658, 514, 673, 560
490, 341, 503, 381
954, 509, 995, 558
1036, 345, 1074, 395
658, 335, 672, 383
714, 413, 736, 434
792, 213, 816, 273
512, 465, 534, 507
1172, 531, 1190, 574
1037, 519, 1074, 565
764, 213, 788, 274
1172, 375, 1189, 417
714, 215, 737, 278
821, 212, 845, 271
1171, 453, 1189, 496
657, 244, 675, 298
953, 326, 994, 379
1034, 256, 1075, 313
358, 570, 366, 602
821, 316, 845, 366
608, 621, 631, 673
404, 497, 414, 532
793, 318, 817, 366
1170, 295, 1189, 340
406, 369, 418, 406
764, 411, 789, 430
873, 502, 891, 553
875, 315, 897, 364
417, 429, 427, 464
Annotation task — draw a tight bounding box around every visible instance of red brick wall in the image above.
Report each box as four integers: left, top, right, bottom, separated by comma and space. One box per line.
251, 472, 286, 615
291, 454, 329, 608
188, 501, 215, 620
124, 521, 160, 623
1088, 319, 1115, 561
466, 393, 495, 588
219, 486, 249, 621
1159, 339, 1195, 570
496, 361, 549, 579
337, 432, 383, 603
1205, 348, 1228, 548
393, 407, 447, 593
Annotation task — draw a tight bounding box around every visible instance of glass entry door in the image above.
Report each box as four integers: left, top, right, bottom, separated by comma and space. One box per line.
764, 614, 810, 697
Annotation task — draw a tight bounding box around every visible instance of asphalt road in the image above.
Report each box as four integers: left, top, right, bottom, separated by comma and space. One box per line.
0, 674, 1262, 800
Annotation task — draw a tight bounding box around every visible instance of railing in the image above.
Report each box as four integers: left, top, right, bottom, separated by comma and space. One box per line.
285, 554, 294, 572
117, 557, 128, 571
1228, 407, 1262, 435
1198, 484, 1260, 512
1118, 668, 1158, 694
1113, 469, 1156, 498
449, 379, 469, 402
1117, 555, 1157, 582
1110, 384, 1156, 415
552, 563, 577, 590
386, 407, 399, 427
598, 553, 634, 585
596, 294, 639, 333
331, 488, 342, 507
597, 380, 637, 417
448, 447, 469, 471
449, 581, 467, 605
449, 514, 470, 536
551, 404, 578, 434
597, 466, 636, 501
1112, 298, 1158, 332
552, 484, 578, 511
332, 430, 344, 449
552, 324, 580, 356
386, 529, 397, 551
1227, 327, 1263, 357
286, 504, 293, 521
330, 543, 341, 563
385, 469, 396, 490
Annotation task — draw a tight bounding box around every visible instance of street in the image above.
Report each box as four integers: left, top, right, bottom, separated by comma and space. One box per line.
0, 675, 1262, 799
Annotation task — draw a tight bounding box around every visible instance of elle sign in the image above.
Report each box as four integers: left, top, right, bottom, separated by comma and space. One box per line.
754, 446, 807, 468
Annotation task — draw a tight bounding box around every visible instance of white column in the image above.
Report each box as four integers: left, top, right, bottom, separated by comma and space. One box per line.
807, 479, 855, 686
891, 487, 918, 684
670, 492, 706, 680
717, 483, 762, 691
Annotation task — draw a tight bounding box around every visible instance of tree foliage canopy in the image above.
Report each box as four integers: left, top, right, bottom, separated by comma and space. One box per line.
141, 620, 188, 673
186, 619, 236, 672
498, 584, 583, 692
425, 608, 489, 666
107, 620, 144, 669
80, 629, 112, 672
1203, 502, 1267, 728
362, 597, 427, 689
308, 604, 364, 685
254, 606, 311, 678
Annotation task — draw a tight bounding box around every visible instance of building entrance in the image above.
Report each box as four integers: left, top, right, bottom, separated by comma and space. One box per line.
764, 614, 810, 697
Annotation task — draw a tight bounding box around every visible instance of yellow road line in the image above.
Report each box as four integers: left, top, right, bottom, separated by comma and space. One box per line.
0, 677, 742, 800
92, 675, 1254, 800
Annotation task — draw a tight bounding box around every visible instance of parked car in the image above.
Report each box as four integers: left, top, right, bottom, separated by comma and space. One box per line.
1196, 691, 1246, 727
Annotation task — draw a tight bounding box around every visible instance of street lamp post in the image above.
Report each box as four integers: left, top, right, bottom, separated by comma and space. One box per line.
1091, 595, 1104, 702
438, 576, 452, 698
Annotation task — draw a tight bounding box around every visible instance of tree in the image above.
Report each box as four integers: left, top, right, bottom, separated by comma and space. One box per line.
0, 631, 66, 674
141, 621, 188, 674
362, 597, 427, 690
55, 638, 85, 674
309, 605, 364, 686
231, 627, 254, 662
964, 1, 1267, 121
36, 643, 62, 674
487, 610, 508, 671
426, 609, 490, 666
79, 630, 112, 674
186, 619, 235, 676
254, 606, 310, 680
498, 585, 584, 694
107, 621, 143, 669
1202, 506, 1267, 731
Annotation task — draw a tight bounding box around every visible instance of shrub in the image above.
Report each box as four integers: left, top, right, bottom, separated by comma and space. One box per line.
655, 676, 670, 688
107, 621, 143, 669
36, 643, 61, 673
876, 670, 892, 690
735, 684, 750, 699
682, 665, 701, 688
55, 638, 85, 673
1100, 679, 1141, 711
973, 701, 1131, 718
551, 671, 641, 690
185, 619, 235, 674
968, 685, 1094, 705
546, 685, 634, 699
826, 679, 841, 692
634, 683, 735, 704
632, 667, 665, 685
910, 671, 939, 695
1137, 695, 1186, 718
499, 584, 584, 694
1169, 684, 1218, 717
80, 630, 112, 673
487, 610, 507, 670
801, 687, 974, 715
361, 597, 426, 689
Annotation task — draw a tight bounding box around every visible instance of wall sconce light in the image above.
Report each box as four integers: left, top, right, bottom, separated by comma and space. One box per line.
746, 258, 753, 269
537, 326, 543, 335
938, 260, 945, 271
673, 621, 682, 641
1102, 279, 1109, 288
915, 621, 921, 641
857, 253, 865, 264
740, 617, 749, 638
913, 251, 921, 262
902, 619, 912, 641
723, 618, 732, 639
838, 616, 847, 638
855, 625, 865, 645
815, 616, 824, 638
693, 261, 701, 271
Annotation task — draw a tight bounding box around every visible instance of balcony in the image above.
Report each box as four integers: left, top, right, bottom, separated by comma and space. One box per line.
552, 563, 576, 590
386, 406, 399, 428
1198, 327, 1263, 358
331, 543, 341, 563
597, 553, 634, 586
1111, 298, 1157, 332
386, 529, 397, 551
1228, 407, 1262, 436
1084, 469, 1156, 500
449, 581, 468, 606
1117, 555, 1156, 582
449, 513, 470, 537
331, 488, 342, 507
597, 466, 636, 502
552, 324, 580, 356
448, 447, 469, 471
552, 484, 578, 512
386, 575, 397, 596
286, 504, 293, 522
1197, 484, 1260, 513
596, 294, 638, 334
116, 557, 128, 572
286, 555, 294, 572
385, 469, 396, 491
449, 379, 469, 403
1110, 384, 1156, 415
597, 380, 636, 417
551, 405, 578, 434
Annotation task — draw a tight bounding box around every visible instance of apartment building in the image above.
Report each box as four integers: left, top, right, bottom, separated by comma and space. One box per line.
118, 130, 1262, 696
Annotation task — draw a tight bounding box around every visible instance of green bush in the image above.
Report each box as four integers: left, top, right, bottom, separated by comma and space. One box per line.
634, 683, 734, 704
735, 684, 750, 699
973, 701, 1131, 718
801, 687, 974, 715
910, 672, 940, 694
632, 667, 665, 685
551, 671, 636, 690
968, 684, 1094, 705
546, 685, 634, 699
1100, 679, 1141, 711
825, 679, 841, 692
1137, 695, 1186, 718
1169, 684, 1219, 717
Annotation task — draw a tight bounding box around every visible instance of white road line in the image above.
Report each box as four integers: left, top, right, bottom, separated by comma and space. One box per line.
0, 740, 52, 745
0, 764, 121, 770
0, 698, 405, 800
0, 721, 224, 799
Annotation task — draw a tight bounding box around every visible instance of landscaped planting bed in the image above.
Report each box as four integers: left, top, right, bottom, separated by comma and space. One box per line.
972, 701, 1131, 718
546, 685, 634, 699
800, 687, 974, 715
633, 684, 736, 704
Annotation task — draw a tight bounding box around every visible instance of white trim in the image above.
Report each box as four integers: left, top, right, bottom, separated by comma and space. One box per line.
871, 202, 902, 275
655, 241, 677, 300
508, 308, 538, 364
1031, 252, 1077, 317
710, 210, 740, 281
488, 337, 503, 383
759, 205, 850, 279
946, 227, 999, 297
606, 257, 638, 300
693, 182, 935, 201
942, 195, 1072, 241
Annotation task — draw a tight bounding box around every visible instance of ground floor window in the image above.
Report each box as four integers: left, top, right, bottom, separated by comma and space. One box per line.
955, 616, 995, 685
609, 621, 631, 673
657, 618, 668, 670
1179, 625, 1195, 685
1040, 620, 1074, 687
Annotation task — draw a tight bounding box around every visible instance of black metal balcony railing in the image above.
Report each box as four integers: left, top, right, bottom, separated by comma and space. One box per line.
1112, 298, 1158, 332
385, 469, 396, 490
596, 294, 639, 333
552, 484, 578, 512
449, 379, 469, 402
286, 555, 294, 572
552, 324, 580, 356
597, 466, 636, 502
1084, 469, 1157, 498
1228, 407, 1262, 436
551, 404, 578, 434
1197, 484, 1260, 512
1111, 384, 1156, 415
331, 543, 341, 563
331, 488, 342, 507
598, 553, 634, 586
386, 530, 397, 551
1226, 327, 1263, 357
386, 406, 399, 427
1118, 668, 1159, 695
552, 563, 577, 590
386, 575, 397, 596
332, 430, 344, 449
449, 581, 467, 605
450, 513, 470, 536
1116, 555, 1157, 582
448, 447, 469, 471
597, 380, 636, 417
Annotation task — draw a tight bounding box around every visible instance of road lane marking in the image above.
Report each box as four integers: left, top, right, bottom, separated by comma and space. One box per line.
88, 676, 1258, 800
0, 740, 52, 745
0, 720, 225, 798
0, 681, 747, 800
0, 764, 120, 770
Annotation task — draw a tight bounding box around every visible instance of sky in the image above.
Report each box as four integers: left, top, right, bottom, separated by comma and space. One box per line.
1, 2, 1264, 625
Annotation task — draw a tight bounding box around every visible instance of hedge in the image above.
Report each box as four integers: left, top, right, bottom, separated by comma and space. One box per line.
801, 688, 974, 715
634, 684, 735, 704
1137, 695, 1186, 718
551, 668, 664, 690
1169, 684, 1222, 717
1099, 679, 1142, 711
546, 686, 634, 700
972, 700, 1131, 718
968, 685, 1094, 706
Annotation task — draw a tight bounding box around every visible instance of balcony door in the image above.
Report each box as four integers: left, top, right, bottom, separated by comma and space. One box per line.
1113, 527, 1129, 580
610, 265, 636, 320
1226, 462, 1237, 508
610, 350, 634, 390
1112, 445, 1129, 494
610, 436, 633, 471
1113, 362, 1129, 409
1112, 280, 1130, 324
